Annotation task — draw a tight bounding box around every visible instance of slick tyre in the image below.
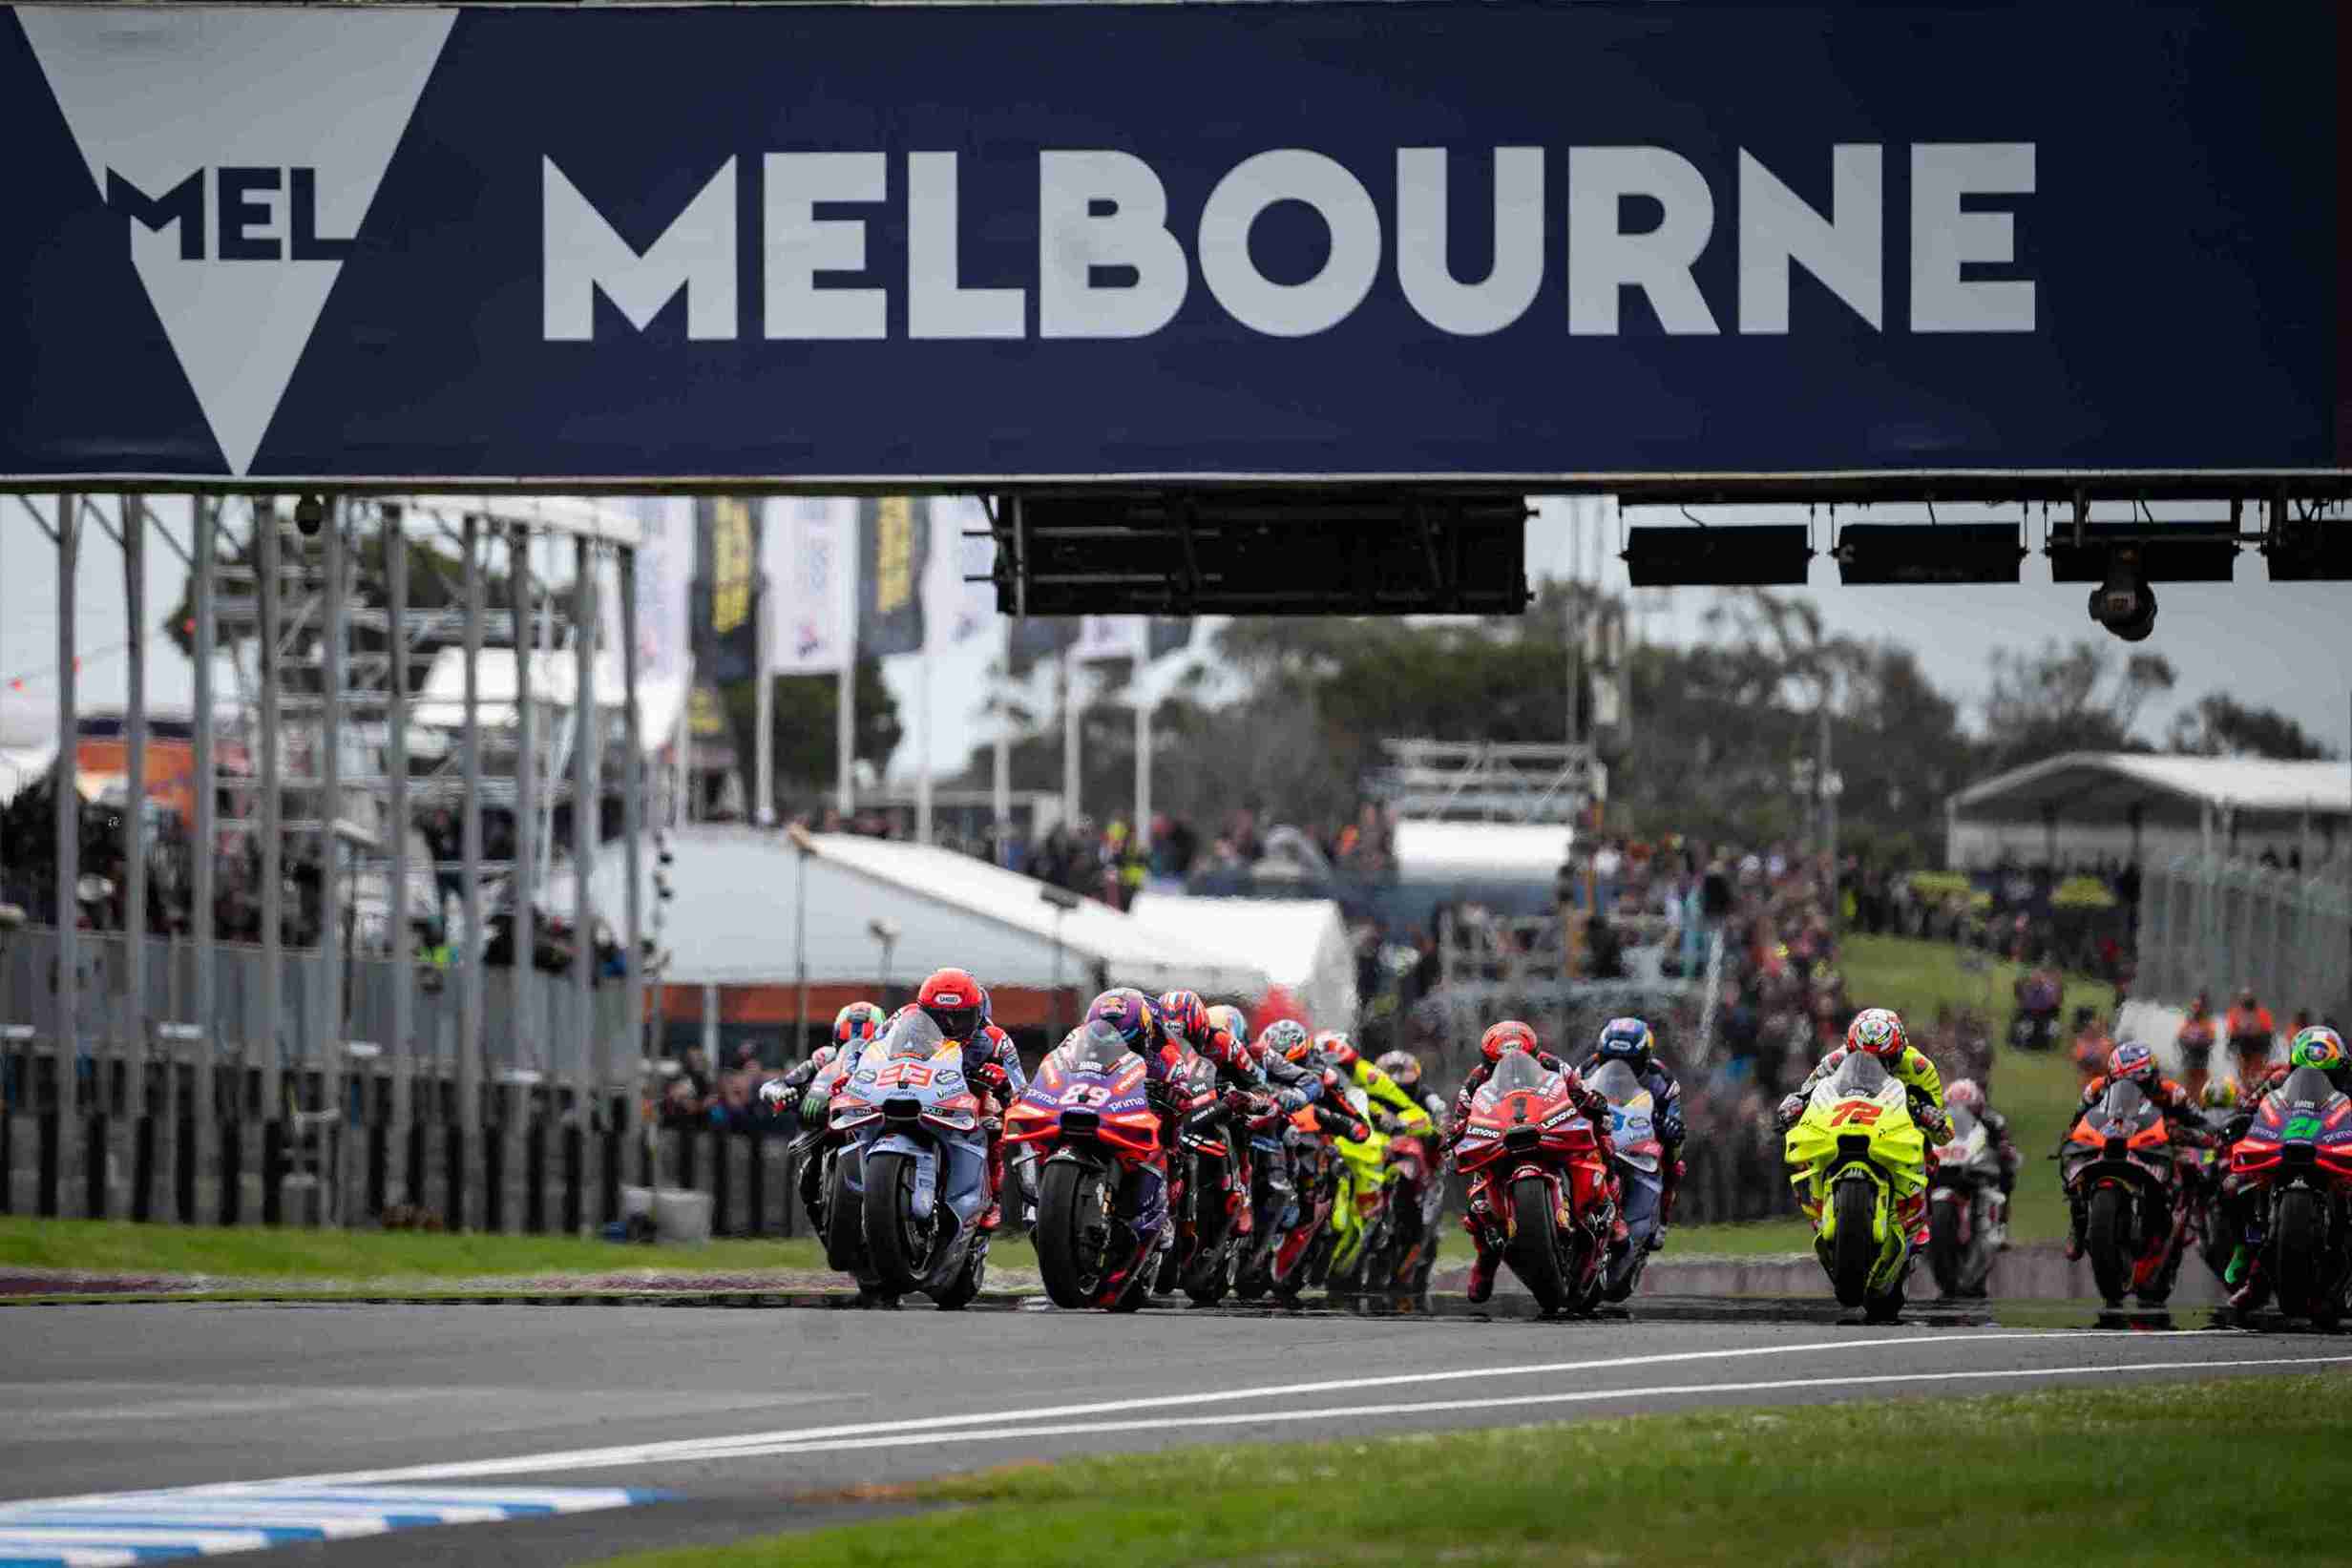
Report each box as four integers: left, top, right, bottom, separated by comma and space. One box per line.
1927, 1201, 1963, 1298
861, 1149, 928, 1297
1508, 1176, 1568, 1313
2274, 1188, 2322, 1316
1036, 1159, 1113, 1310
822, 1152, 864, 1274
932, 1239, 987, 1310
2086, 1185, 2132, 1308
1830, 1180, 1878, 1309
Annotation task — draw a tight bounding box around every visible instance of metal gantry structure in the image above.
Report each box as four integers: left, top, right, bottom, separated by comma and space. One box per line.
0, 491, 650, 1232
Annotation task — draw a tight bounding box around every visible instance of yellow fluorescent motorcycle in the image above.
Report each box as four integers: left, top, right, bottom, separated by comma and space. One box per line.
1783, 1052, 1927, 1319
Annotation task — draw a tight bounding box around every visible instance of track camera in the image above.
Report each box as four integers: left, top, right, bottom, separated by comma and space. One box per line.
2088, 550, 2157, 642
293, 493, 326, 538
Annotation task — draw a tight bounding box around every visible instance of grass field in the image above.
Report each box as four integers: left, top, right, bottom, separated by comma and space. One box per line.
597, 1374, 2348, 1568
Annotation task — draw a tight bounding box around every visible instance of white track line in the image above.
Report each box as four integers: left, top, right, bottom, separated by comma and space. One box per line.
506, 1351, 2352, 1466
108, 1328, 2241, 1494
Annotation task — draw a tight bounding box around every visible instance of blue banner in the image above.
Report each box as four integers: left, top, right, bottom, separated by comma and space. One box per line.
0, 3, 2340, 482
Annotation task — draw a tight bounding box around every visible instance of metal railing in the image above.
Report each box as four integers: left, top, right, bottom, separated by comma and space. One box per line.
2134, 855, 2352, 1017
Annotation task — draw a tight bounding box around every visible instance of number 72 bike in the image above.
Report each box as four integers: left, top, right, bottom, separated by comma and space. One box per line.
1454, 1047, 1618, 1314
1783, 1052, 1927, 1320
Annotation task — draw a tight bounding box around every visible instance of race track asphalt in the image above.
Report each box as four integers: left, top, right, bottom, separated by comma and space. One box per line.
2, 1300, 2343, 1567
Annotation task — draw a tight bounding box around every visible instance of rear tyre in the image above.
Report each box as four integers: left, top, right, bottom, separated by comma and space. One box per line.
1036, 1160, 1113, 1310
1927, 1200, 1963, 1297
2273, 1188, 2322, 1316
932, 1238, 987, 1310
2086, 1185, 2132, 1307
861, 1150, 928, 1296
822, 1152, 863, 1274
1508, 1176, 1568, 1313
1830, 1180, 1879, 1309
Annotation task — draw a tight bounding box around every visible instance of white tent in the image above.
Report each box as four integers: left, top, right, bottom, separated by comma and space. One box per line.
1127, 893, 1359, 1029
412, 647, 689, 761
546, 826, 1270, 997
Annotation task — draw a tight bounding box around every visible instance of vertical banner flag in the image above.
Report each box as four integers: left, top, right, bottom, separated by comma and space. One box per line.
693, 496, 762, 684
766, 496, 852, 675
856, 496, 929, 658
927, 495, 998, 645
631, 498, 691, 688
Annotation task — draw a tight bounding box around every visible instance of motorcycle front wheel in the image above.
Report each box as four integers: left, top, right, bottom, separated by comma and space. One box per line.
2273, 1187, 2323, 1315
1830, 1179, 1879, 1308
1507, 1176, 1568, 1313
822, 1150, 863, 1274
2086, 1184, 2132, 1307
1036, 1158, 1116, 1309
1927, 1198, 1963, 1297
862, 1149, 932, 1296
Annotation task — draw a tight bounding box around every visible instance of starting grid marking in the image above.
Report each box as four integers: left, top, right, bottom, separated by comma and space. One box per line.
0, 1485, 660, 1566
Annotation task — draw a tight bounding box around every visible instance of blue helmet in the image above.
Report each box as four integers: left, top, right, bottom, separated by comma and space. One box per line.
1595, 1015, 1655, 1074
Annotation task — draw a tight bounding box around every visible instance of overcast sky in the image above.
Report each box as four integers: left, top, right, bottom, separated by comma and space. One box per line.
5, 494, 2347, 783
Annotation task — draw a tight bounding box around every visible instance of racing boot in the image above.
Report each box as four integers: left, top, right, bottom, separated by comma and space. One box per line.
976, 1116, 1006, 1231
1466, 1244, 1501, 1306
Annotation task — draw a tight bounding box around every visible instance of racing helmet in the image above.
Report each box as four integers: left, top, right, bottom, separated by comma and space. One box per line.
1085, 988, 1157, 1053
807, 1043, 840, 1073
2200, 1078, 2240, 1111
1158, 990, 1210, 1048
831, 1000, 888, 1049
1845, 1008, 1908, 1059
1480, 1019, 1539, 1064
1314, 1031, 1360, 1070
1376, 1050, 1423, 1089
1944, 1078, 1985, 1117
1205, 1003, 1250, 1044
2289, 1026, 2347, 1073
2107, 1041, 2160, 1090
1257, 1018, 1311, 1066
1594, 1016, 1656, 1074
915, 968, 986, 1044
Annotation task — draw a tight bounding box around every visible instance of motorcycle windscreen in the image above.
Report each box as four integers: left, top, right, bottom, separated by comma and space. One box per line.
2279, 1066, 2342, 1111
1488, 1050, 1551, 1094
1060, 1018, 1137, 1077
1588, 1060, 1643, 1106
882, 1011, 950, 1061
1824, 1051, 1892, 1099
2096, 1079, 2160, 1132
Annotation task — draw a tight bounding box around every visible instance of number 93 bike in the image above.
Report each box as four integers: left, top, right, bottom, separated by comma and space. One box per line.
1783, 1051, 1927, 1320
827, 1011, 993, 1308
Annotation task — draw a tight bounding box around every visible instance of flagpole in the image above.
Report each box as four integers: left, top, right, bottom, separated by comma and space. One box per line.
837, 500, 856, 820
1060, 646, 1080, 835
754, 535, 774, 826
914, 500, 936, 847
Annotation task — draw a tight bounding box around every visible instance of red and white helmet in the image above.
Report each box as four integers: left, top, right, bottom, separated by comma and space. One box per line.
1944, 1078, 1985, 1116
916, 968, 985, 1044
1845, 1008, 1908, 1059
1480, 1019, 1539, 1064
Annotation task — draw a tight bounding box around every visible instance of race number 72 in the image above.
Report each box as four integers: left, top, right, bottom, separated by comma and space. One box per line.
1827, 1100, 1884, 1126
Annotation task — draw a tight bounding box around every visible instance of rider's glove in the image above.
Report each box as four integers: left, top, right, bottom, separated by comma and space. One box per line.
800, 1090, 830, 1123
758, 1080, 790, 1112
1915, 1101, 1955, 1144
971, 1060, 1011, 1099
1774, 1094, 1805, 1133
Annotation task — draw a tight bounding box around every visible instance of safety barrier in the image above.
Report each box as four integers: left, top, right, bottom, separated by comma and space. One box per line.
2134, 856, 2352, 1017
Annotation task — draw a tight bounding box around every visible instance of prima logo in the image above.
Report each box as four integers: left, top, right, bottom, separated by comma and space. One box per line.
21, 8, 452, 474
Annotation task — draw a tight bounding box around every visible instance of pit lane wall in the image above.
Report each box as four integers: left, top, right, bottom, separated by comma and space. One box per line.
1, 2, 2341, 484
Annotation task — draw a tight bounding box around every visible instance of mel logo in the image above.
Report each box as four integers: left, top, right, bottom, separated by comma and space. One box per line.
20, 8, 453, 474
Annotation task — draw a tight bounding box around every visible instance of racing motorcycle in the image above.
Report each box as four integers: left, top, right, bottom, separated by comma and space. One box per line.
1156, 1048, 1256, 1307
1455, 1047, 1616, 1314
1924, 1102, 2006, 1299
785, 1053, 853, 1240
1324, 1083, 1403, 1295
1373, 1118, 1444, 1299
1590, 1060, 1664, 1303
2061, 1077, 2196, 1309
1233, 1095, 1361, 1302
2228, 1063, 2352, 1325
1007, 1018, 1167, 1311
1783, 1050, 1926, 1320
827, 1012, 992, 1308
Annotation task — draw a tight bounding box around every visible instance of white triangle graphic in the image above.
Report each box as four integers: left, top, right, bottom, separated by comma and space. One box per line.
20, 7, 455, 475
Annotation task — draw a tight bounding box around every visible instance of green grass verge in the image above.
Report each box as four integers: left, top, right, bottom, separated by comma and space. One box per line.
596, 1374, 2347, 1568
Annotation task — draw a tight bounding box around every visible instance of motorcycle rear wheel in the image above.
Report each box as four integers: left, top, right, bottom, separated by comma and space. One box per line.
2086, 1185, 2132, 1307
1036, 1159, 1115, 1310
1830, 1179, 1878, 1308
822, 1152, 863, 1274
1507, 1176, 1568, 1313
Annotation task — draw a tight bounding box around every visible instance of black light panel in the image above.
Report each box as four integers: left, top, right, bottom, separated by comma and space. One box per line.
2264, 519, 2352, 581
1622, 525, 1811, 587
1835, 522, 2026, 585
2047, 521, 2237, 582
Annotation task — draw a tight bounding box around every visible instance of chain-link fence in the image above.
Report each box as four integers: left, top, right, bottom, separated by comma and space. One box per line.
2136, 855, 2352, 1019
